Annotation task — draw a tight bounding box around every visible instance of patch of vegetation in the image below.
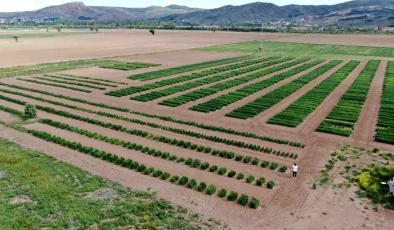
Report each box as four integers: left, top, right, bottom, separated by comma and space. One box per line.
0, 139, 217, 229
24, 104, 37, 119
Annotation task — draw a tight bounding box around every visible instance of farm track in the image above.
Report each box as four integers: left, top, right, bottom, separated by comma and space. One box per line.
210, 60, 331, 117
173, 59, 315, 111
253, 61, 349, 124
353, 61, 387, 145
297, 60, 368, 134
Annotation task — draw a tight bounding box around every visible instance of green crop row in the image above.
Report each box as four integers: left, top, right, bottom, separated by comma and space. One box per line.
60, 74, 127, 85
99, 61, 159, 71
26, 128, 260, 209
0, 93, 298, 163
0, 82, 304, 147
224, 60, 342, 119
0, 82, 127, 111
159, 58, 310, 107
317, 60, 380, 136
375, 61, 394, 144
192, 59, 327, 114
40, 118, 278, 188
267, 60, 361, 127
129, 55, 254, 81
0, 104, 24, 117
33, 76, 106, 90
130, 57, 286, 102
44, 75, 118, 87
17, 78, 92, 93
107, 56, 279, 97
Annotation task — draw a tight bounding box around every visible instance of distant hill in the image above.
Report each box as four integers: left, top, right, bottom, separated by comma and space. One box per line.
0, 2, 203, 22
1, 0, 394, 26
157, 0, 394, 26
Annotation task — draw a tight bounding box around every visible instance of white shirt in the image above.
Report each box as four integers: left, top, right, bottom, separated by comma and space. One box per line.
292, 165, 298, 172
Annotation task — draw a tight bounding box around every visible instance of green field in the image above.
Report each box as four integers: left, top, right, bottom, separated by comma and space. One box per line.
198, 40, 394, 58
0, 138, 217, 230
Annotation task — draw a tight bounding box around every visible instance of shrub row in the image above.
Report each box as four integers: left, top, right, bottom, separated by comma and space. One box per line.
44, 74, 118, 87
192, 59, 326, 114
225, 60, 343, 119
130, 57, 286, 102
107, 56, 279, 97
317, 60, 380, 137
17, 78, 92, 93
129, 55, 254, 81
159, 58, 309, 107
27, 129, 261, 209
268, 60, 361, 127
33, 76, 106, 90
0, 81, 303, 147
0, 82, 127, 111
60, 74, 127, 85
375, 61, 394, 144
40, 118, 268, 186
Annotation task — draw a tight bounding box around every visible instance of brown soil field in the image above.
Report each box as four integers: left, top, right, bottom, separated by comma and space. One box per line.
0, 30, 393, 229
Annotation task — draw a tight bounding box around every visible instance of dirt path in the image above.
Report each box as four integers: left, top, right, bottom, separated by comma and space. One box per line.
353, 61, 387, 146
252, 60, 348, 124
297, 60, 368, 135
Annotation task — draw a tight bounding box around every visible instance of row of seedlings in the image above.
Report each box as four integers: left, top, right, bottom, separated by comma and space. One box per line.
107, 56, 280, 97
159, 58, 310, 107
375, 61, 394, 144
60, 74, 128, 85
0, 82, 304, 147
44, 74, 119, 87
225, 60, 342, 119
39, 118, 278, 189
129, 55, 255, 81
317, 60, 380, 136
130, 57, 288, 102
26, 128, 260, 209
191, 59, 327, 113
33, 76, 106, 90
17, 78, 92, 93
267, 60, 361, 127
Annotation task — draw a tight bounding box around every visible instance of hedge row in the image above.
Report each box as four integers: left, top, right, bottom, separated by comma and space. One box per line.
159, 58, 309, 107
0, 81, 304, 147
44, 74, 118, 87
375, 61, 394, 144
33, 76, 106, 90
225, 60, 342, 119
107, 56, 278, 97
129, 55, 254, 81
268, 60, 361, 127
193, 59, 326, 114
18, 78, 92, 93
40, 118, 275, 187
317, 60, 380, 136
60, 74, 127, 85
0, 82, 127, 111
130, 57, 286, 102
27, 128, 261, 209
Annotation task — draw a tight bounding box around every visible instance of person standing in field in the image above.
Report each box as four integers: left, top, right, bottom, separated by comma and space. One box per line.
292, 163, 298, 179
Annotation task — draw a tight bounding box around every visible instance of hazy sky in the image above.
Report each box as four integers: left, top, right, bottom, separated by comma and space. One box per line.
1, 0, 350, 12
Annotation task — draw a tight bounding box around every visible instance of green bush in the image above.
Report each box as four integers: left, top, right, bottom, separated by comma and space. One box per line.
161, 172, 171, 180
267, 181, 276, 189
185, 158, 193, 165
209, 165, 218, 172
246, 175, 255, 184
227, 191, 238, 201
219, 167, 227, 175
238, 194, 249, 206
256, 177, 265, 186
237, 173, 245, 180
137, 164, 147, 172
228, 171, 236, 178
201, 162, 210, 170
270, 162, 279, 170
152, 170, 163, 178
170, 175, 180, 183
24, 104, 37, 119
179, 176, 189, 186
197, 182, 207, 192
144, 167, 155, 175
250, 197, 260, 209
207, 185, 216, 195
192, 159, 201, 168
235, 155, 243, 161
187, 179, 197, 188
279, 166, 288, 172
218, 188, 227, 198
243, 156, 252, 164
252, 158, 259, 165
227, 152, 235, 159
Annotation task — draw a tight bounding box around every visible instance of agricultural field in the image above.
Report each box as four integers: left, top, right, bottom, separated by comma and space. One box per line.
0, 30, 393, 229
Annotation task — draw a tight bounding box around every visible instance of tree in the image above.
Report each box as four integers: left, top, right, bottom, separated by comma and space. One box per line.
24, 104, 37, 119
11, 36, 20, 42
90, 27, 94, 32
149, 29, 155, 35
95, 27, 99, 32
57, 27, 62, 32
